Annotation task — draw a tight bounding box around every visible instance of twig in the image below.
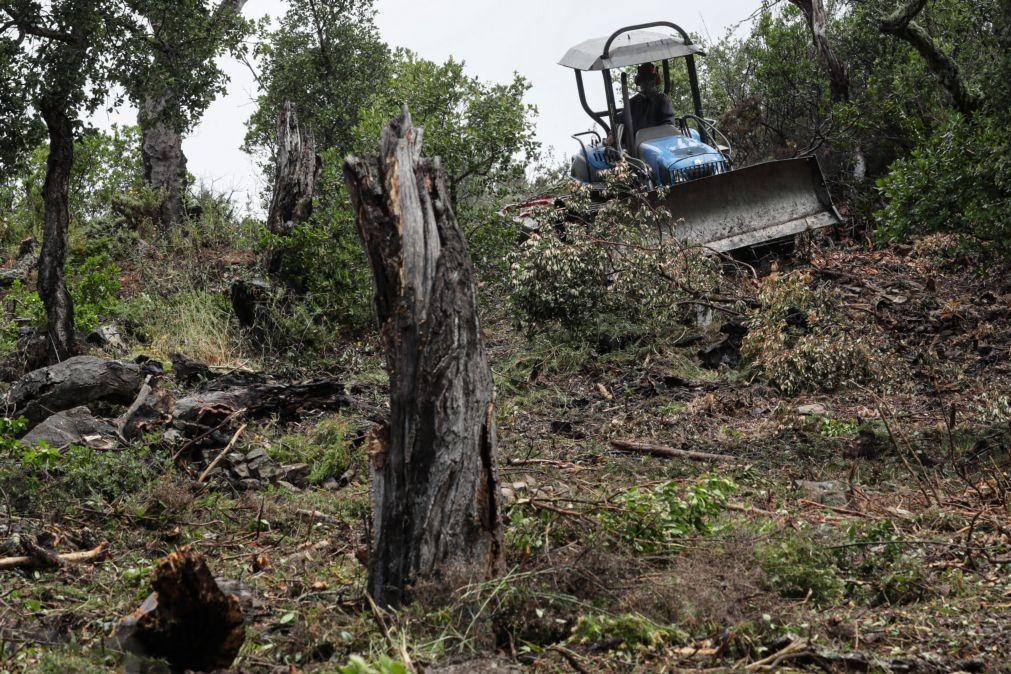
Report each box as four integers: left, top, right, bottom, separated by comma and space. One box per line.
171, 407, 247, 463
0, 542, 109, 570
610, 439, 738, 463
197, 424, 247, 483
551, 645, 591, 674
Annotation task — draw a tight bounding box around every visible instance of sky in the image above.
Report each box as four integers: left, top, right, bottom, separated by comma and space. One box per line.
97, 0, 762, 212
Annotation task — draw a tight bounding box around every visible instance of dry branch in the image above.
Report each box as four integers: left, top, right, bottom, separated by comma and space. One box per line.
610, 438, 738, 463
0, 542, 108, 570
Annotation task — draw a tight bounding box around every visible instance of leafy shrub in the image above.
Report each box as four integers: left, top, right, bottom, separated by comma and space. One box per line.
268, 416, 359, 485
742, 272, 894, 394
507, 163, 720, 335
0, 255, 121, 349
569, 613, 687, 652
877, 113, 1011, 255
598, 475, 736, 553
758, 531, 844, 606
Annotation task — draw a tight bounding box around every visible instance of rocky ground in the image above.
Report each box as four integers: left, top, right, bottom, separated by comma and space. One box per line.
1, 236, 1010, 673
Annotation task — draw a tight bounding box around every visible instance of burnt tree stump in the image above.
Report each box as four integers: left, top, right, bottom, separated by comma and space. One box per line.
344, 110, 501, 608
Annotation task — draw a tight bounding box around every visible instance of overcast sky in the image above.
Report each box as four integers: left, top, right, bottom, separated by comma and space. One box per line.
98, 0, 762, 212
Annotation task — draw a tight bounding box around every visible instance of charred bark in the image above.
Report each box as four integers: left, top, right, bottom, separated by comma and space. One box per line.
139, 94, 188, 231
267, 100, 321, 236
344, 110, 502, 608
881, 0, 980, 117
38, 99, 76, 362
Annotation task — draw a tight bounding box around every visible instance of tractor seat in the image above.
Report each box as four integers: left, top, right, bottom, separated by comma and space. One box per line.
634, 124, 682, 149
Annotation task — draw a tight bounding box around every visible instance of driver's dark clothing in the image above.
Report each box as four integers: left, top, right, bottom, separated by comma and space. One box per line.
629, 91, 677, 133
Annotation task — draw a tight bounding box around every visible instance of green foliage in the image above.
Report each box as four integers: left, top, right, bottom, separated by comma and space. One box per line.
244, 0, 389, 159
338, 655, 408, 674
356, 49, 540, 207
759, 531, 845, 606
761, 522, 929, 607
0, 417, 28, 452
507, 164, 719, 336
876, 113, 1011, 253
1, 255, 121, 349
569, 613, 687, 652
255, 148, 375, 342
268, 416, 359, 485
742, 272, 892, 395
598, 475, 735, 553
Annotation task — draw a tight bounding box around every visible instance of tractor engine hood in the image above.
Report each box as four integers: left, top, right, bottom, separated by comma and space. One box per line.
638, 133, 728, 186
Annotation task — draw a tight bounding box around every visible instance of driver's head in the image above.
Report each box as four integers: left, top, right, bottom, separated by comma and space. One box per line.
634, 62, 660, 93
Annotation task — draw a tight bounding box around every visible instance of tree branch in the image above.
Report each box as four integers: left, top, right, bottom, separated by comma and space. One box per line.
880, 0, 980, 117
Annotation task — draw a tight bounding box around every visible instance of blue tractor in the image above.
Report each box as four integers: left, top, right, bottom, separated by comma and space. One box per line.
558, 21, 842, 253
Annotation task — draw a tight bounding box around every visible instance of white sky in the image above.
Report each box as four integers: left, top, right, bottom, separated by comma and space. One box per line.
96, 0, 761, 212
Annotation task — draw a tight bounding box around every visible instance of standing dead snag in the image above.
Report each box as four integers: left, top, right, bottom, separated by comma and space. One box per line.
344, 110, 501, 608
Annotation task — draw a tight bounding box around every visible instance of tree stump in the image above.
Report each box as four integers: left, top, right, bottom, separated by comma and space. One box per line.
344, 110, 501, 608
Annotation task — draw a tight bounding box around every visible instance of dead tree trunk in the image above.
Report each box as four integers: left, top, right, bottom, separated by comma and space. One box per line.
267, 100, 320, 235
881, 0, 980, 118
38, 98, 76, 361
344, 110, 501, 608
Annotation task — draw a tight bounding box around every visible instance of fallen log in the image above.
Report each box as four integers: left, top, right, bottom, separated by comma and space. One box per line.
20, 406, 119, 448
6, 355, 142, 426
610, 438, 738, 463
0, 541, 109, 571
173, 378, 358, 426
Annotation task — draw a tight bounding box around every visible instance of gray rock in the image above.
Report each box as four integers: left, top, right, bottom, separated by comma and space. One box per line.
277, 463, 311, 487
797, 480, 848, 507
797, 403, 829, 416
21, 406, 119, 448
276, 480, 301, 492
86, 325, 125, 351
230, 463, 251, 480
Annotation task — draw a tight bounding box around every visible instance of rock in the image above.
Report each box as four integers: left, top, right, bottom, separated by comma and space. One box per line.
6, 356, 142, 426
797, 403, 829, 416
86, 325, 125, 351
278, 463, 311, 487
162, 429, 183, 445
244, 447, 270, 465
796, 480, 848, 507
499, 487, 516, 506
230, 462, 251, 480
20, 406, 119, 448
114, 548, 244, 673
276, 480, 301, 492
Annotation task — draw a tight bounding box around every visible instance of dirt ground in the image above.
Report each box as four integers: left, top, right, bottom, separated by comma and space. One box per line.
2, 237, 1011, 673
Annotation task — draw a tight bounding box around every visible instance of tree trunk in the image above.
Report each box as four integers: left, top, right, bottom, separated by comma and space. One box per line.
788, 0, 849, 104
137, 94, 187, 232
266, 100, 320, 236
38, 100, 76, 362
881, 0, 980, 117
344, 110, 501, 609
139, 94, 188, 231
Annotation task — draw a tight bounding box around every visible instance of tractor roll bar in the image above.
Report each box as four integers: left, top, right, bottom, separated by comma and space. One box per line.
574, 70, 610, 133
602, 21, 693, 58
601, 20, 705, 120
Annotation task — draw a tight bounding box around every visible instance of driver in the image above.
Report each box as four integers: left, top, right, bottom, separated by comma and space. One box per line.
629, 62, 677, 132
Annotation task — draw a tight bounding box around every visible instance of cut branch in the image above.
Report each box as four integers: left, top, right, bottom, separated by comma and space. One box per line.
0, 542, 109, 571
610, 438, 738, 463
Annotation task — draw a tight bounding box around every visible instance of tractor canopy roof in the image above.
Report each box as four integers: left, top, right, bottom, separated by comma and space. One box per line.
559, 28, 704, 71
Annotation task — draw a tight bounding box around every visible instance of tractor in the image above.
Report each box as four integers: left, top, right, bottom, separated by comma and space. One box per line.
542, 20, 842, 253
